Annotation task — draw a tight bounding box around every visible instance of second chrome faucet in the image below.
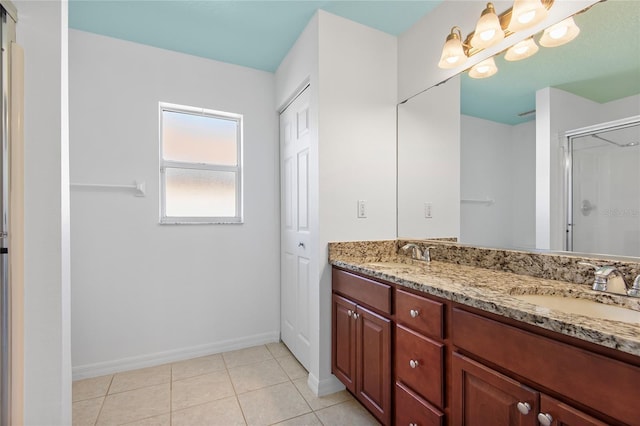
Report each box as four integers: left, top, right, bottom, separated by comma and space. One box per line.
579, 262, 640, 297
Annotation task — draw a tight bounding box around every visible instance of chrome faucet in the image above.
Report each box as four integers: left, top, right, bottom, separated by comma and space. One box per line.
579, 262, 639, 297
400, 243, 423, 260
400, 244, 436, 262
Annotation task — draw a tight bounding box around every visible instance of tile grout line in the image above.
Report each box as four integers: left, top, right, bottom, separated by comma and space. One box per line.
93, 374, 115, 426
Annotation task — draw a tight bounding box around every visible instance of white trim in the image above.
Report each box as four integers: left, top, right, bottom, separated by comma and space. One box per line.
306, 373, 345, 397
72, 331, 280, 380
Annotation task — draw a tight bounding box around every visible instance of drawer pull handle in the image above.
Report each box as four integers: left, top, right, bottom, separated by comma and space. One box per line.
537, 413, 553, 426
410, 309, 419, 318
347, 310, 353, 317
516, 402, 531, 415
409, 359, 419, 369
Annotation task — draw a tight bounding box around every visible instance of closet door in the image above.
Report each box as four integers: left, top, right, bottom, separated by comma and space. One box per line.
280, 86, 311, 370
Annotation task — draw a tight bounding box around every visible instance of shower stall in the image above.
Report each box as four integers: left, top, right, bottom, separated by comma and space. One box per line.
566, 116, 640, 257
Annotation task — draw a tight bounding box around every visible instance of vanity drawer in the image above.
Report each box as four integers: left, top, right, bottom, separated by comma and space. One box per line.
395, 382, 444, 426
396, 324, 444, 408
396, 289, 444, 339
332, 269, 391, 315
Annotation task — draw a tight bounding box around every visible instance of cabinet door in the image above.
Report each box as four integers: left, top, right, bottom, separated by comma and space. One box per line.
538, 395, 608, 426
332, 294, 357, 393
357, 305, 392, 426
451, 353, 538, 426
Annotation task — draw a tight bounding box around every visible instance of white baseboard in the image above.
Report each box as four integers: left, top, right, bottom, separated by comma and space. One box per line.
72, 331, 280, 381
307, 372, 345, 397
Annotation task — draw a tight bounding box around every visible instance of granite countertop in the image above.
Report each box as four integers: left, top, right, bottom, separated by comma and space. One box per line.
330, 256, 640, 357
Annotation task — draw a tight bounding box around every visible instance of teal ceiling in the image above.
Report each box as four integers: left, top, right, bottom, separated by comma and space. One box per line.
461, 0, 640, 125
69, 1, 639, 125
68, 0, 443, 73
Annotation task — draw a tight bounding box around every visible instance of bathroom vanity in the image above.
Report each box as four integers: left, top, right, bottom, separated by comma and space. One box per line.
330, 241, 640, 426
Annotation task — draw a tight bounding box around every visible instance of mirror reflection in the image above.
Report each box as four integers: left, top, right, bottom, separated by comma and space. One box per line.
397, 0, 640, 258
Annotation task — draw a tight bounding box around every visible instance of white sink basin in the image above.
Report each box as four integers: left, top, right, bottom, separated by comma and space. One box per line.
514, 294, 640, 324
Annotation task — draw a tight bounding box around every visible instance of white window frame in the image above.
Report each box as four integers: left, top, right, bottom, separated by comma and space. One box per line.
159, 102, 243, 224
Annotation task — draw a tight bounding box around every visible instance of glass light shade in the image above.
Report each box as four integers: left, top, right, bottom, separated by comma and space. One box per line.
504, 37, 539, 61
470, 3, 505, 49
468, 57, 498, 79
539, 17, 580, 47
508, 0, 549, 32
438, 27, 467, 69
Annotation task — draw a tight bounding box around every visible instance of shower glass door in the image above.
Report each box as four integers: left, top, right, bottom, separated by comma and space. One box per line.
566, 117, 640, 257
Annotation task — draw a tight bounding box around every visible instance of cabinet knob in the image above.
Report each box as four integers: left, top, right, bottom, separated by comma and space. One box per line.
537, 413, 553, 426
410, 309, 419, 318
516, 402, 531, 415
353, 312, 359, 320
409, 359, 419, 369
409, 423, 418, 426
347, 310, 353, 317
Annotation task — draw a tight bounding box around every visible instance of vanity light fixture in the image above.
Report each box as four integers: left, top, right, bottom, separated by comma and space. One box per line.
504, 36, 539, 61
438, 26, 467, 69
470, 3, 505, 49
468, 57, 498, 79
508, 0, 549, 32
539, 16, 580, 47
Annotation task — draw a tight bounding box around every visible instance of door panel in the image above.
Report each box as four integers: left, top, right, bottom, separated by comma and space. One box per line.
280, 86, 311, 371
452, 353, 538, 426
357, 306, 391, 425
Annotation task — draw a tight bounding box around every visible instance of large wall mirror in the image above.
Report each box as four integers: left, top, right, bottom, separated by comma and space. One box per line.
397, 0, 640, 258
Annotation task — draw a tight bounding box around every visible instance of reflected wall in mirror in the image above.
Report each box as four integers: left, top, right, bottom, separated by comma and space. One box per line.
397, 0, 640, 258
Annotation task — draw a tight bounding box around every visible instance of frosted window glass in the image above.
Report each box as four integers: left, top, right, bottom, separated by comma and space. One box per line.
162, 111, 237, 165
165, 168, 236, 217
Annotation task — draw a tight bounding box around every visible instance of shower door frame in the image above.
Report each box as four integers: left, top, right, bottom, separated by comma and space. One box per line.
564, 114, 640, 252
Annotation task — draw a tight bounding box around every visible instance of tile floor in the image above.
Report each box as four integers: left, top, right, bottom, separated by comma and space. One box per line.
73, 342, 380, 425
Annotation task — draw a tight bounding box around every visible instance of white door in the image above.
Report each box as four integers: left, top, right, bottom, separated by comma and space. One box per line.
280, 86, 311, 370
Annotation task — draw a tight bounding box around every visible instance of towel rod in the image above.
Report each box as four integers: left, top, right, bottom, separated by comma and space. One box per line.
461, 197, 494, 205
70, 180, 146, 197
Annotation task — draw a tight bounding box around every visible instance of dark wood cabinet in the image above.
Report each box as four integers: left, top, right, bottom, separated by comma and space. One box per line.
332, 266, 640, 426
332, 269, 392, 425
451, 353, 538, 426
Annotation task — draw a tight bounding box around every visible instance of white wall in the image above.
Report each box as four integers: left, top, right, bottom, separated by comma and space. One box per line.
398, 77, 460, 239
460, 115, 513, 247
460, 116, 535, 249
16, 0, 72, 423
317, 10, 397, 394
275, 10, 397, 396
511, 120, 536, 249
70, 30, 280, 377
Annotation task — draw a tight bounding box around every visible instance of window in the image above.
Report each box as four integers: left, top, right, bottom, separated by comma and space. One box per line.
160, 103, 243, 224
